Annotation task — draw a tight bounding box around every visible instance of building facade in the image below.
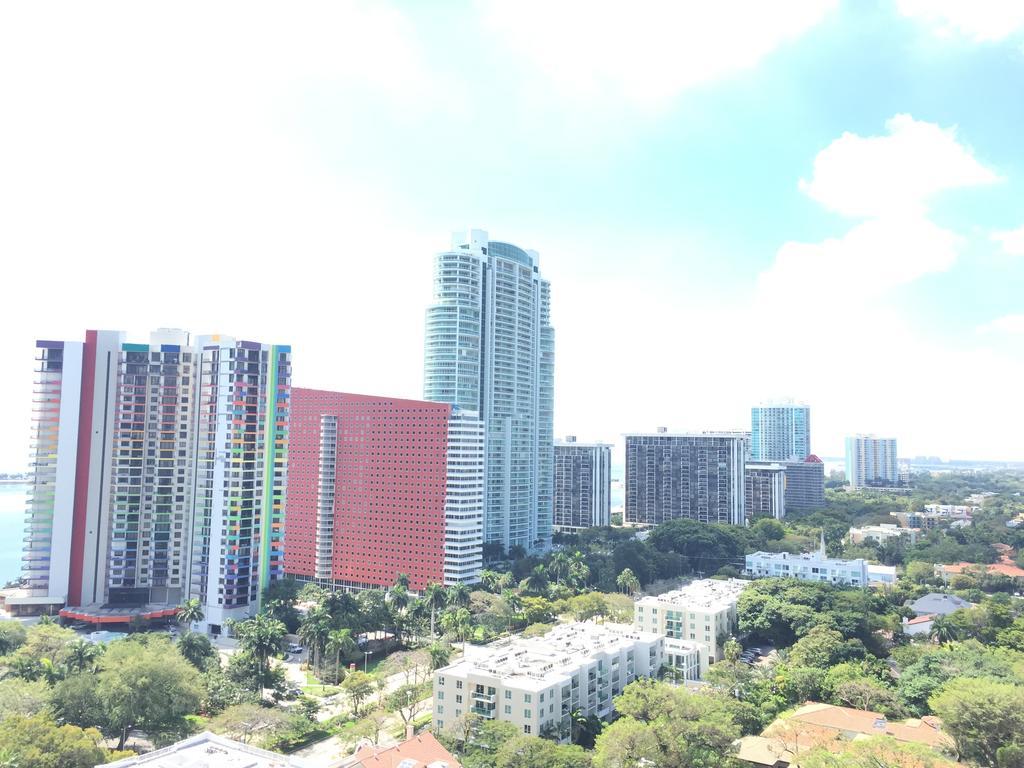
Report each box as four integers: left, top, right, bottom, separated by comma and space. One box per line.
423, 229, 554, 554
750, 401, 810, 462
625, 431, 746, 526
16, 330, 291, 632
744, 463, 786, 520
745, 549, 869, 587
845, 435, 899, 488
553, 437, 611, 531
633, 578, 748, 674
848, 523, 919, 546
782, 455, 826, 511
283, 390, 483, 592
433, 622, 664, 740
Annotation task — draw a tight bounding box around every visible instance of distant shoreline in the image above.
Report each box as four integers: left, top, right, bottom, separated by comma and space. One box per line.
0, 480, 29, 486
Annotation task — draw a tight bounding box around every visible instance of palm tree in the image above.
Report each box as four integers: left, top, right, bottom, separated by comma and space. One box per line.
929, 616, 957, 644
550, 552, 571, 585
440, 607, 472, 652
394, 573, 411, 589
428, 641, 451, 671
177, 630, 215, 669
65, 638, 101, 674
446, 582, 471, 609
616, 568, 640, 596
176, 598, 205, 630
520, 564, 548, 596
235, 613, 287, 693
299, 605, 332, 676
501, 589, 523, 631
479, 570, 501, 592
38, 657, 65, 685
568, 552, 590, 590
326, 628, 358, 683
387, 584, 409, 613
424, 583, 447, 637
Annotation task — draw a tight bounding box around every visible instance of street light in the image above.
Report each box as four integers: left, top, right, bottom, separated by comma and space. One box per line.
364, 649, 371, 673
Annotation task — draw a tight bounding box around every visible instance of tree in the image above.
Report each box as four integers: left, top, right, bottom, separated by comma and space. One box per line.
394, 573, 411, 589
424, 583, 447, 637
0, 678, 51, 721
298, 605, 331, 677
447, 583, 471, 609
177, 631, 216, 670
929, 677, 1024, 766
209, 702, 293, 745
350, 708, 390, 746
502, 589, 523, 630
63, 639, 102, 675
176, 598, 205, 629
0, 714, 107, 768
798, 736, 958, 768
234, 613, 287, 692
386, 682, 429, 725
440, 607, 472, 650
493, 735, 592, 768
788, 626, 846, 669
0, 621, 27, 655
341, 670, 375, 716
95, 636, 203, 749
593, 717, 662, 768
325, 628, 358, 684
428, 641, 451, 671
568, 593, 607, 623
615, 568, 639, 596
520, 565, 549, 596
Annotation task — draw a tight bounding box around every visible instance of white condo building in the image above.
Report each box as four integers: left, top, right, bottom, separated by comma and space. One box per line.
633, 578, 748, 675
848, 524, 919, 546
750, 400, 810, 462
444, 408, 486, 585
424, 229, 555, 554
845, 435, 899, 488
433, 622, 664, 741
554, 437, 612, 531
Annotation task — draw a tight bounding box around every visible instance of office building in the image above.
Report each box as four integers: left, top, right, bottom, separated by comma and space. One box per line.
283, 390, 484, 592
848, 524, 918, 546
745, 463, 786, 520
423, 229, 554, 554
15, 330, 291, 634
633, 578, 748, 675
433, 622, 664, 741
554, 436, 611, 531
625, 430, 746, 526
751, 400, 810, 461
845, 435, 899, 488
782, 455, 826, 511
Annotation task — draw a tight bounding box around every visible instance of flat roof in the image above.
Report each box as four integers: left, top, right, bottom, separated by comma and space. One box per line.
637, 578, 749, 612
436, 622, 661, 690
103, 730, 311, 767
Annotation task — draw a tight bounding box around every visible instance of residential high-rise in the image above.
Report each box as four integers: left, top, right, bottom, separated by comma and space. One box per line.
423, 229, 554, 554
782, 455, 826, 511
744, 463, 786, 520
845, 435, 899, 488
625, 431, 746, 526
751, 400, 810, 461
283, 390, 484, 591
554, 436, 611, 531
15, 330, 291, 634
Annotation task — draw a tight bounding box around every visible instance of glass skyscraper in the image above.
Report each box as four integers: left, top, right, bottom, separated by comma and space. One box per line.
424, 229, 554, 554
751, 400, 811, 461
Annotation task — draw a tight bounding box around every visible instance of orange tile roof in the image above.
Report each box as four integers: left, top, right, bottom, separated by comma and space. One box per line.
352, 733, 461, 768
939, 556, 1024, 579
766, 703, 953, 751
905, 614, 935, 626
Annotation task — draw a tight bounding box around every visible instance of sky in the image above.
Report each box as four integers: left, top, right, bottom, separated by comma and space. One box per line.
0, 0, 1022, 470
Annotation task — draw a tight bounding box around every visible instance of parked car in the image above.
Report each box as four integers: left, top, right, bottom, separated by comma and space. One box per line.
288, 644, 304, 654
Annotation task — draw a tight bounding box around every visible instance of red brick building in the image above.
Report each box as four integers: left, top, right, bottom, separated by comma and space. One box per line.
284, 389, 482, 591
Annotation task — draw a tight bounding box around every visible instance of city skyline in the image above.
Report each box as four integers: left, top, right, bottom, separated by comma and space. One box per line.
2, 3, 1024, 469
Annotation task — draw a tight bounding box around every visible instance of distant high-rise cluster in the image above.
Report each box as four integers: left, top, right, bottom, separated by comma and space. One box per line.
553, 437, 611, 531
845, 435, 899, 488
424, 229, 554, 555
751, 400, 810, 461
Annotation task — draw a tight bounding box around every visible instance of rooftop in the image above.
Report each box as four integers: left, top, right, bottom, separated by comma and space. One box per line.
747, 550, 867, 568
637, 578, 749, 612
349, 733, 461, 768
908, 593, 975, 616
435, 622, 660, 689
102, 731, 310, 767
765, 702, 952, 751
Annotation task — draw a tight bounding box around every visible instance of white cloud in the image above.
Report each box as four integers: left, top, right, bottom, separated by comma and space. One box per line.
992, 225, 1024, 256
897, 0, 1024, 42
799, 114, 999, 218
978, 314, 1024, 334
479, 0, 837, 106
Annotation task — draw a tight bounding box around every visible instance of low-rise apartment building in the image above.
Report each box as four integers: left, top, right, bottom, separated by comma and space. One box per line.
633, 578, 748, 674
432, 622, 664, 741
848, 524, 919, 546
745, 550, 869, 587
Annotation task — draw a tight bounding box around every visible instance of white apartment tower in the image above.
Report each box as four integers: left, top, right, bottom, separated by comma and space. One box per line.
845, 435, 899, 488
424, 229, 555, 554
444, 408, 486, 585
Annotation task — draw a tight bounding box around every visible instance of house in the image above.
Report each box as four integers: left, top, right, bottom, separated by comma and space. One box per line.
346, 732, 461, 768
736, 702, 954, 766
907, 593, 974, 617
901, 613, 935, 637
